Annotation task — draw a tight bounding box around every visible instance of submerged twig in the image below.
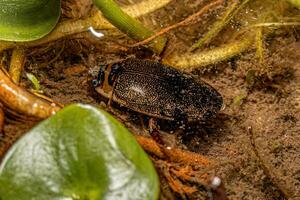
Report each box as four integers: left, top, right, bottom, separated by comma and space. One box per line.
164, 36, 253, 71
0, 0, 171, 52
0, 67, 61, 120
135, 135, 212, 167
247, 127, 294, 199
130, 0, 224, 48
8, 48, 26, 84
162, 165, 198, 195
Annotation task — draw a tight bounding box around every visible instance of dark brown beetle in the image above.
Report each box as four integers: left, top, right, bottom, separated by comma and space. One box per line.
92, 58, 223, 122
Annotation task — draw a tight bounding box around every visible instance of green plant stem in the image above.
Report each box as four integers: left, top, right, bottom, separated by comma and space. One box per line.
93, 0, 167, 54
255, 27, 264, 63
189, 0, 252, 52
9, 48, 26, 84
251, 22, 300, 27
164, 36, 253, 71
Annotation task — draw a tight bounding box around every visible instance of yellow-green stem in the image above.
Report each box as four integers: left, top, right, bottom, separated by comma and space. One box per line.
255, 27, 264, 63
9, 48, 26, 84
164, 36, 253, 71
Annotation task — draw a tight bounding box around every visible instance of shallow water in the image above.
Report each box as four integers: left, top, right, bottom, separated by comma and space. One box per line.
1, 0, 300, 199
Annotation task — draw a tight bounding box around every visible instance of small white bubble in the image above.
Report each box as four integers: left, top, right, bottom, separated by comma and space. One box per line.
211, 176, 221, 187
88, 27, 104, 38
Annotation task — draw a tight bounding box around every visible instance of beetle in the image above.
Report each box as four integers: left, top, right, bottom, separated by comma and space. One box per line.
92, 58, 223, 123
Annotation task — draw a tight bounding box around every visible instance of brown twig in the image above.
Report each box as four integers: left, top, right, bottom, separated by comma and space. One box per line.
160, 161, 198, 196
129, 0, 224, 48
0, 66, 62, 120
170, 165, 209, 185
134, 135, 212, 167
247, 126, 293, 199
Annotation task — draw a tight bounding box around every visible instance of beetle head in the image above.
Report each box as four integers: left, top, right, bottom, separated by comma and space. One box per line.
92, 65, 106, 87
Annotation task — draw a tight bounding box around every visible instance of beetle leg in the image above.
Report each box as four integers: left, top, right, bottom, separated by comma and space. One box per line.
107, 93, 113, 107
108, 64, 123, 86
173, 108, 188, 127
139, 116, 148, 133
149, 118, 164, 145
107, 78, 118, 107
107, 65, 123, 107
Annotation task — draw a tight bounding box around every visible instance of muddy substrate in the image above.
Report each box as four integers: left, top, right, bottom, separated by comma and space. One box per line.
1, 0, 300, 199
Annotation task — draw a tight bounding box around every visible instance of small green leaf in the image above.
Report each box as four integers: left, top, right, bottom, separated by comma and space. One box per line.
0, 104, 159, 200
233, 93, 247, 106
26, 73, 41, 91
0, 0, 61, 41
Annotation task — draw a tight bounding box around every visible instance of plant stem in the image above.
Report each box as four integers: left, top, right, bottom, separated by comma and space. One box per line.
164, 36, 253, 71
251, 22, 300, 27
93, 0, 167, 54
255, 27, 264, 64
9, 48, 26, 84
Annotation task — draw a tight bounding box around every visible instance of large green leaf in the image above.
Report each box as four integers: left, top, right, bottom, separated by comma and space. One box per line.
0, 0, 61, 41
0, 104, 159, 200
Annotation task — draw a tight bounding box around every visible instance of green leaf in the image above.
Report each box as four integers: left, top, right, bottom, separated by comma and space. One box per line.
26, 73, 41, 91
0, 0, 61, 41
0, 104, 159, 200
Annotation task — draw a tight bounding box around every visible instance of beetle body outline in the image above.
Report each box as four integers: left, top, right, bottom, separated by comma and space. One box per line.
93, 58, 223, 122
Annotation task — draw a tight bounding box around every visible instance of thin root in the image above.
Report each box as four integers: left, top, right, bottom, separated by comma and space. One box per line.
247, 126, 294, 199
0, 65, 62, 120
130, 0, 224, 48
135, 135, 212, 167
170, 165, 209, 185
161, 162, 198, 196
189, 0, 252, 51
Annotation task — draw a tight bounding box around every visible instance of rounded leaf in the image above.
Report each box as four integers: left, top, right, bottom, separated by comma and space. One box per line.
0, 0, 61, 41
0, 104, 159, 200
